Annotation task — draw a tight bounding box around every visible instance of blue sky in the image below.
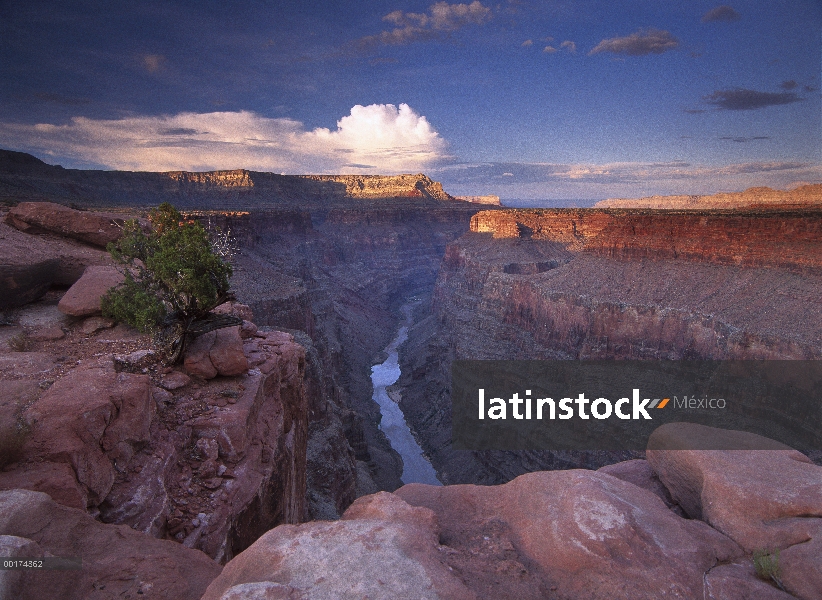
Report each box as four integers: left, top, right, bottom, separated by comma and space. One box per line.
0, 0, 819, 201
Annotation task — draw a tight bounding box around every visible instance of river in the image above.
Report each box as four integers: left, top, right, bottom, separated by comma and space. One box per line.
370, 300, 441, 486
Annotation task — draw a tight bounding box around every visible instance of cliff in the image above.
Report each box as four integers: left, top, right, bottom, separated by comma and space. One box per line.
598, 183, 822, 209
397, 207, 822, 485
0, 149, 462, 209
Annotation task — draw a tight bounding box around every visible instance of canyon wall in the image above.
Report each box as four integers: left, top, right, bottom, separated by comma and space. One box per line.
397, 206, 822, 484
598, 183, 822, 209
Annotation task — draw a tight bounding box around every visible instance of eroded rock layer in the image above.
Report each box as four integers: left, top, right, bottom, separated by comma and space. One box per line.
397, 207, 822, 485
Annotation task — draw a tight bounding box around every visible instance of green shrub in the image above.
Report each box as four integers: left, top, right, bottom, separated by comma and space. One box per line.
7, 331, 29, 352
753, 548, 784, 590
102, 203, 238, 362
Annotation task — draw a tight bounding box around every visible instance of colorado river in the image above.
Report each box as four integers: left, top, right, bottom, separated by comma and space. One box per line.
371, 301, 441, 486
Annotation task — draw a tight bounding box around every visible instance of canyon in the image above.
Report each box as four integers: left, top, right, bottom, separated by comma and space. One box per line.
1, 149, 821, 599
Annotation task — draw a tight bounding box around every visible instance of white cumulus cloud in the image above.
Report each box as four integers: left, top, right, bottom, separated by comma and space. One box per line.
0, 104, 447, 173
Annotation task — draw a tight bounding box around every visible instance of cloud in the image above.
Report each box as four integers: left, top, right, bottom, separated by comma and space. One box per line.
141, 54, 166, 73
0, 104, 447, 174
719, 136, 770, 142
589, 28, 679, 56
543, 45, 557, 53
521, 39, 533, 47
358, 1, 491, 48
779, 80, 798, 90
701, 6, 741, 23
560, 40, 576, 53
704, 88, 803, 110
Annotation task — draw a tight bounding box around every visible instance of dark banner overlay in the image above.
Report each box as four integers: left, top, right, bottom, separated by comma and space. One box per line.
451, 361, 822, 451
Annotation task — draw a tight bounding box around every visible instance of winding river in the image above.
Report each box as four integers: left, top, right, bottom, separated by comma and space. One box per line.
370, 301, 441, 486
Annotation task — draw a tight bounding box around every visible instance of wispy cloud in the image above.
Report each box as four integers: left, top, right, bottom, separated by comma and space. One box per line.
543, 45, 557, 53
589, 28, 679, 57
704, 88, 803, 110
521, 39, 533, 47
0, 104, 447, 174
719, 136, 770, 142
701, 5, 741, 23
141, 54, 166, 73
356, 1, 491, 48
779, 80, 798, 90
560, 40, 576, 53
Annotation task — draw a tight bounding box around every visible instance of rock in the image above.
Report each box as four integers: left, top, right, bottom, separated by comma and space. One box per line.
647, 423, 822, 600
210, 327, 248, 376
597, 458, 680, 511
705, 560, 802, 600
113, 349, 157, 373
397, 470, 741, 600
0, 489, 221, 600
0, 222, 58, 309
80, 315, 115, 334
200, 492, 475, 600
0, 534, 49, 600
18, 364, 155, 507
0, 462, 87, 509
184, 331, 219, 379
5, 202, 147, 248
184, 326, 247, 379
99, 330, 308, 563
160, 370, 190, 390
214, 301, 254, 322
57, 265, 123, 317
27, 326, 65, 341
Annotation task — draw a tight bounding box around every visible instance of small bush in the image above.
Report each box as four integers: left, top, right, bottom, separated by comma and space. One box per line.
753, 548, 784, 590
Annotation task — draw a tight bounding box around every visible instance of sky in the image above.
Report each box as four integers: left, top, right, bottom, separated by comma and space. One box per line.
0, 0, 820, 201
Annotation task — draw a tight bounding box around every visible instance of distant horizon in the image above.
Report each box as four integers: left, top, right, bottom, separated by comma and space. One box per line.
5, 145, 816, 206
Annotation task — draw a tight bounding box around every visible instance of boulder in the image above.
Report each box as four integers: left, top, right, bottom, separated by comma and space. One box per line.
0, 222, 58, 309
200, 492, 475, 600
5, 202, 147, 248
57, 265, 123, 317
397, 469, 742, 600
647, 422, 822, 600
16, 363, 155, 506
597, 458, 680, 511
184, 326, 248, 379
0, 489, 221, 600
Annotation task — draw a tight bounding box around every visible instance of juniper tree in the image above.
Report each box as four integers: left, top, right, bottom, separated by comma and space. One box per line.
101, 202, 241, 363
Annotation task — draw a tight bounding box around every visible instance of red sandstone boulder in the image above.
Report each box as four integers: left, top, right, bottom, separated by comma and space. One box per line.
5, 201, 147, 248
647, 422, 822, 600
0, 489, 221, 600
12, 363, 154, 507
200, 492, 475, 600
57, 265, 124, 317
597, 458, 681, 511
397, 470, 741, 600
184, 326, 248, 379
0, 222, 58, 309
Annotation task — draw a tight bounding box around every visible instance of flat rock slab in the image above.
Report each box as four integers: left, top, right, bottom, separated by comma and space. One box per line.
0, 489, 221, 600
647, 422, 822, 600
5, 202, 148, 248
0, 223, 58, 309
58, 265, 123, 317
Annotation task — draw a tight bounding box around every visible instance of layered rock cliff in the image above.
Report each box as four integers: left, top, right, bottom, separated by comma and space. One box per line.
598, 183, 822, 209
397, 206, 822, 485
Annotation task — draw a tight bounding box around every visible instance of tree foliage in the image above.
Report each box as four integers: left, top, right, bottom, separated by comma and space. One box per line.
102, 203, 239, 362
